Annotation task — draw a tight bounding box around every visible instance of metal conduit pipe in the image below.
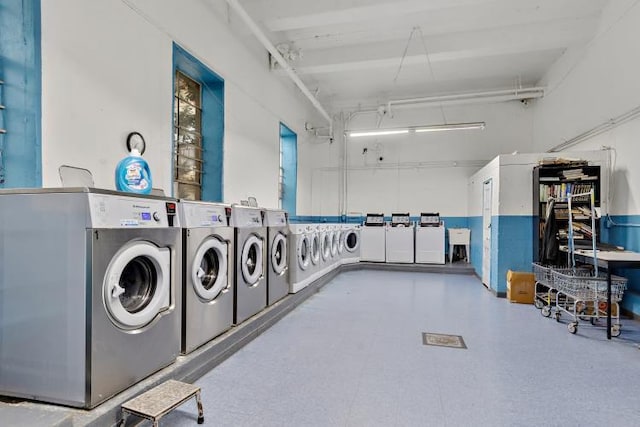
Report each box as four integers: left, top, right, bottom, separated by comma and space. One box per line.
225, 0, 333, 133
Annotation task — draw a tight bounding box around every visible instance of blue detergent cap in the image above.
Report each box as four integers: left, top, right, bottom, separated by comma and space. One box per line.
115, 150, 153, 194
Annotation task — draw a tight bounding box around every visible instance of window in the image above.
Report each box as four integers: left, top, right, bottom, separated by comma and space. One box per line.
174, 71, 203, 200
173, 43, 224, 202
279, 123, 297, 214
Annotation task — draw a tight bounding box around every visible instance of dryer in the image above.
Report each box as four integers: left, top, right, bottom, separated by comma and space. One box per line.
360, 213, 386, 262
180, 200, 234, 354
288, 223, 314, 293
342, 224, 362, 264
0, 188, 181, 408
230, 205, 267, 324
264, 209, 289, 305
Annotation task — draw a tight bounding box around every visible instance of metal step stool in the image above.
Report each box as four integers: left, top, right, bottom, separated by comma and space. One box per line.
120, 380, 204, 426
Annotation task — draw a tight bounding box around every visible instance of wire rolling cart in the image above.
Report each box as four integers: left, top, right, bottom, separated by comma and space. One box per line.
538, 190, 628, 335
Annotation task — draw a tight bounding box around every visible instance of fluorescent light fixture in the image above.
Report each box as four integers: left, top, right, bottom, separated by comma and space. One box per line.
415, 122, 485, 132
349, 129, 410, 137
348, 122, 485, 138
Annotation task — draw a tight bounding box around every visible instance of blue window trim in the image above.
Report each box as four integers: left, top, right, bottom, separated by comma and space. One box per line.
279, 123, 297, 215
0, 0, 42, 187
172, 43, 224, 201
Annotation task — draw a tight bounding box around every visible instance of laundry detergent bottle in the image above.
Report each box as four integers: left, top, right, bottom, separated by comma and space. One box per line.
115, 149, 153, 194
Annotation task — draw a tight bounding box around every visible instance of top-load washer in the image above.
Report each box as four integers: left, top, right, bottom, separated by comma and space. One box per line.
230, 205, 267, 324
0, 188, 181, 408
385, 213, 415, 263
342, 224, 361, 264
264, 209, 289, 305
360, 213, 386, 262
180, 200, 234, 354
415, 212, 445, 264
288, 223, 314, 293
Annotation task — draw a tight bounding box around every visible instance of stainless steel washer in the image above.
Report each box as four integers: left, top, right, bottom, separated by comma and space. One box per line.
230, 205, 267, 324
264, 209, 289, 305
180, 201, 234, 354
0, 188, 181, 408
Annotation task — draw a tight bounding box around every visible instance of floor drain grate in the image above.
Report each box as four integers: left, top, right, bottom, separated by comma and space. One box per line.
422, 333, 467, 349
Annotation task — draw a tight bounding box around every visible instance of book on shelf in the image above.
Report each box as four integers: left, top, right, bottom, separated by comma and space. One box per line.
539, 182, 595, 202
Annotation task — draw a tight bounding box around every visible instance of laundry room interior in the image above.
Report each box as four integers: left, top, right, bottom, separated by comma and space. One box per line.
2, 0, 640, 426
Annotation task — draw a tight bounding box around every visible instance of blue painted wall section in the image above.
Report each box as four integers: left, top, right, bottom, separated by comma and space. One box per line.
602, 215, 640, 316
468, 216, 483, 278
495, 216, 534, 294
280, 123, 297, 215
173, 43, 224, 201
0, 0, 42, 187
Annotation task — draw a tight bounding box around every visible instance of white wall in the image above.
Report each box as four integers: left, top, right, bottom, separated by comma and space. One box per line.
532, 0, 640, 216
41, 0, 324, 209
303, 101, 534, 217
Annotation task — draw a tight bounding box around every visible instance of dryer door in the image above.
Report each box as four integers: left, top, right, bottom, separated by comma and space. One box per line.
192, 237, 228, 301
271, 232, 287, 275
241, 234, 263, 286
298, 235, 310, 271
103, 241, 170, 330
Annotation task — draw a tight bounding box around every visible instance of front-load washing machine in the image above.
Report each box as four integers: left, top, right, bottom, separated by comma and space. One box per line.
288, 223, 313, 293
318, 224, 332, 275
342, 224, 361, 264
330, 224, 340, 262
360, 213, 386, 262
230, 205, 267, 324
180, 200, 234, 354
0, 188, 181, 408
264, 209, 289, 305
336, 225, 345, 264
309, 224, 321, 276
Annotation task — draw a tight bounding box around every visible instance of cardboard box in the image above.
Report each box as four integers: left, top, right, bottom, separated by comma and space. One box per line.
507, 270, 535, 304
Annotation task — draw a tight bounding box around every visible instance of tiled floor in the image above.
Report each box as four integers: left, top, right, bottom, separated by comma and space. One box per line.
160, 270, 640, 426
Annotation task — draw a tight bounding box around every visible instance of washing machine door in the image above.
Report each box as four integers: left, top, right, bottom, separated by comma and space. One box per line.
345, 230, 359, 252
192, 237, 228, 301
337, 230, 344, 254
298, 235, 310, 270
322, 233, 331, 260
103, 241, 170, 330
310, 233, 320, 265
331, 231, 338, 257
271, 232, 287, 275
241, 234, 263, 285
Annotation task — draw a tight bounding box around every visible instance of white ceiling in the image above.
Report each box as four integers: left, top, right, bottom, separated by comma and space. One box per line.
236, 0, 609, 113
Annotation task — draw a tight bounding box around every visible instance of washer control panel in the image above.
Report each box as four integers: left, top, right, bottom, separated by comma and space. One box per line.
181, 202, 228, 228
264, 210, 288, 226
230, 206, 263, 228
88, 194, 178, 228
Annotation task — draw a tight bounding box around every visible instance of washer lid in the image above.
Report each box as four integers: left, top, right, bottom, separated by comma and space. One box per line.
271, 232, 287, 274
103, 241, 170, 330
241, 234, 263, 285
192, 237, 228, 301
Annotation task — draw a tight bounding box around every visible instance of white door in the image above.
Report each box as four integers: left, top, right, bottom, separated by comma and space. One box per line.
482, 179, 492, 286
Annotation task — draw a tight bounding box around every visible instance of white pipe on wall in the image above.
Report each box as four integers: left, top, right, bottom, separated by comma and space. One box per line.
225, 0, 333, 131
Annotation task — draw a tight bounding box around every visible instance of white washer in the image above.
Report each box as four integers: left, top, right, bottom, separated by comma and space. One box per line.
264, 209, 289, 305
309, 224, 322, 276
335, 224, 345, 264
360, 213, 386, 262
0, 188, 181, 408
180, 201, 234, 354
415, 213, 445, 264
230, 206, 267, 325
342, 224, 361, 264
385, 213, 415, 263
288, 224, 314, 293
329, 224, 340, 270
